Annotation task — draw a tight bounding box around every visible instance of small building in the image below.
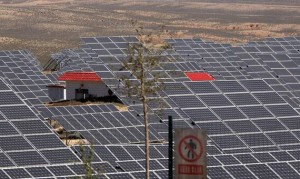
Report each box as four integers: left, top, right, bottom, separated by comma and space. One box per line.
47, 84, 66, 101
57, 72, 110, 100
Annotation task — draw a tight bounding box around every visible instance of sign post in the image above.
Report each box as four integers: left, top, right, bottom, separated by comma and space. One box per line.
168, 116, 173, 179
175, 129, 207, 179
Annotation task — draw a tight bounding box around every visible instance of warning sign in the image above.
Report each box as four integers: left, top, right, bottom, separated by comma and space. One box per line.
175, 129, 207, 179
179, 135, 204, 163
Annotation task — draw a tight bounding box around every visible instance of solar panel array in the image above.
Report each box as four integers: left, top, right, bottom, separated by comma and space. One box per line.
48, 104, 164, 144
0, 77, 92, 178
74, 36, 300, 178
0, 35, 300, 178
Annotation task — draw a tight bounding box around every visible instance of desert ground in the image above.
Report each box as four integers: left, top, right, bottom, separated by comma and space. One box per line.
0, 0, 299, 65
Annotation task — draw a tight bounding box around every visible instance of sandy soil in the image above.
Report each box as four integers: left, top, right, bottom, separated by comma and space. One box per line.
0, 0, 299, 65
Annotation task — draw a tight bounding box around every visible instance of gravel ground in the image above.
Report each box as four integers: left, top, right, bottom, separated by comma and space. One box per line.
0, 0, 299, 64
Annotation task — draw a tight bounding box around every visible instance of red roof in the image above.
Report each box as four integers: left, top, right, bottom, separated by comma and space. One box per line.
58, 72, 101, 82
185, 72, 214, 81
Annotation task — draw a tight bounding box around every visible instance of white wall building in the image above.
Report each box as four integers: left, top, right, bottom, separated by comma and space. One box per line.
57, 72, 110, 100
47, 84, 65, 101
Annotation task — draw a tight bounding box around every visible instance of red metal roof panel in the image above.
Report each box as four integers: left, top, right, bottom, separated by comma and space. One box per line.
58, 72, 101, 82
185, 72, 214, 81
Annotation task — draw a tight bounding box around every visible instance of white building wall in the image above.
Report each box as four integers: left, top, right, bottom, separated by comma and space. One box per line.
64, 88, 66, 100
65, 81, 110, 100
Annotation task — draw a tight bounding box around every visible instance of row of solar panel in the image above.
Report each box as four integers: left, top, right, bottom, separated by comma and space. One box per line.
0, 162, 114, 179
0, 78, 84, 176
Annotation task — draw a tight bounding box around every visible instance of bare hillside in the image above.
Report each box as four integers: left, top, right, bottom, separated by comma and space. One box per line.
0, 0, 299, 64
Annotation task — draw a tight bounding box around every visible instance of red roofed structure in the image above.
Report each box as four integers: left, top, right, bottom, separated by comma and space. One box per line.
185, 72, 214, 81
58, 72, 101, 82
54, 72, 110, 100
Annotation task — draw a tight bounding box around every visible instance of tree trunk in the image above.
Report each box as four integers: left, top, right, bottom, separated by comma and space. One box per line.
142, 96, 150, 179
140, 60, 150, 179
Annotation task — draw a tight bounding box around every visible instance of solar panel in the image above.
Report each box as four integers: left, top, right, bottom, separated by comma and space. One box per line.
0, 153, 14, 167
239, 133, 273, 147
224, 165, 257, 179
106, 173, 133, 179
215, 155, 240, 165
118, 161, 144, 172
266, 105, 299, 117
169, 95, 205, 108
12, 120, 51, 134
289, 161, 300, 174
109, 128, 131, 143
207, 167, 232, 179
234, 154, 258, 164
8, 151, 48, 166
239, 106, 274, 118
270, 151, 294, 161
69, 164, 90, 175
0, 136, 33, 151
247, 164, 279, 179
26, 134, 66, 149
41, 149, 80, 164
253, 153, 277, 163
199, 94, 233, 106
226, 93, 260, 106
213, 81, 246, 93
26, 167, 54, 178
280, 117, 300, 130
0, 121, 19, 135
212, 107, 246, 120
267, 131, 300, 145
0, 105, 37, 120
47, 165, 75, 176
211, 135, 246, 149
131, 171, 159, 179
94, 146, 117, 166
0, 170, 9, 179
4, 168, 32, 178
0, 113, 6, 121
138, 160, 164, 170
98, 129, 120, 144
0, 91, 23, 104
183, 108, 219, 122
123, 146, 144, 160
253, 92, 286, 104
163, 82, 192, 95
269, 163, 299, 179
92, 162, 117, 173
198, 122, 232, 135
240, 80, 273, 91
252, 119, 286, 131
226, 120, 260, 133
208, 156, 222, 166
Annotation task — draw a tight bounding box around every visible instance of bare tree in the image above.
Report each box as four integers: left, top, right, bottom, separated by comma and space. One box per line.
79, 143, 105, 179
121, 21, 170, 179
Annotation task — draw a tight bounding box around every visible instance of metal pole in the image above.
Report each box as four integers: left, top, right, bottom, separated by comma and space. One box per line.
168, 115, 173, 179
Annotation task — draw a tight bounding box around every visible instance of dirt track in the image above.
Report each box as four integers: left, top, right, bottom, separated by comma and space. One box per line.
0, 0, 299, 64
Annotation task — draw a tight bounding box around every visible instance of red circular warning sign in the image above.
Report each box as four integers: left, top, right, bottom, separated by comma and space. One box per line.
178, 135, 204, 163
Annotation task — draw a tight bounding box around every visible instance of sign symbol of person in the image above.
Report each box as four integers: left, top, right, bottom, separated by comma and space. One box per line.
185, 139, 197, 159
179, 135, 203, 163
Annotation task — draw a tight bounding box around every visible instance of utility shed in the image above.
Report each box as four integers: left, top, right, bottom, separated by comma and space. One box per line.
58, 72, 110, 100
47, 84, 65, 101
